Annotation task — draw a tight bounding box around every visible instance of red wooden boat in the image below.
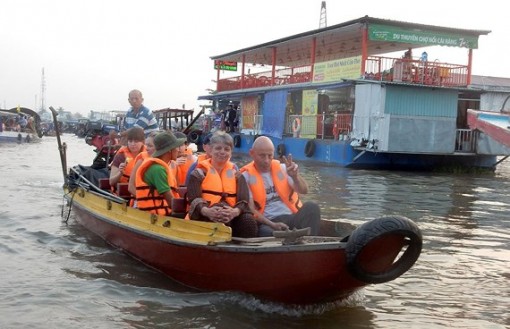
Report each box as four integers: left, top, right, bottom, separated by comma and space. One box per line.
51, 109, 422, 305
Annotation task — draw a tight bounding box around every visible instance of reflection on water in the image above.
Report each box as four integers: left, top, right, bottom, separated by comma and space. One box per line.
0, 136, 509, 328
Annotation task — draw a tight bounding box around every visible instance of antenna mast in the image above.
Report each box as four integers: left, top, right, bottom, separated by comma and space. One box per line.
319, 1, 327, 28
40, 68, 46, 112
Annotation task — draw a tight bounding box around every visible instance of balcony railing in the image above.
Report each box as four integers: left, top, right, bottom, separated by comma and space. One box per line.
216, 56, 468, 92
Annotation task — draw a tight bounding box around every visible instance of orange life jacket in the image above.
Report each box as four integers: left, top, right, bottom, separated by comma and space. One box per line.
197, 159, 237, 207
116, 145, 146, 184
133, 150, 150, 164
176, 155, 195, 186
196, 153, 208, 163
241, 160, 302, 213
135, 157, 179, 215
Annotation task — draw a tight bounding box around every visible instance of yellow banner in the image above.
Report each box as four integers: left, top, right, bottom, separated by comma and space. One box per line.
241, 96, 258, 129
312, 56, 362, 83
301, 90, 317, 136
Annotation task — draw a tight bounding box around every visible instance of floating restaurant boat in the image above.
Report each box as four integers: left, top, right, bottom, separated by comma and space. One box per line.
51, 107, 422, 305
0, 107, 43, 143
198, 16, 510, 170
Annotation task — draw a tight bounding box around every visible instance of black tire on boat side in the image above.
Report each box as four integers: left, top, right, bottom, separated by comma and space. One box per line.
234, 135, 241, 148
188, 131, 200, 144
345, 215, 422, 284
277, 143, 286, 157
304, 140, 315, 157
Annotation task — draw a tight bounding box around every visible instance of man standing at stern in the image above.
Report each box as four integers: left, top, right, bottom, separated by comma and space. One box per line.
122, 89, 159, 137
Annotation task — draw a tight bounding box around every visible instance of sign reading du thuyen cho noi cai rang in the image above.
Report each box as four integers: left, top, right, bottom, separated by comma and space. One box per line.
368, 24, 479, 49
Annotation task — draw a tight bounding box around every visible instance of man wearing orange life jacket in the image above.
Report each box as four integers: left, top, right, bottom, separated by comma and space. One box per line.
109, 127, 146, 191
134, 131, 186, 215
241, 136, 320, 237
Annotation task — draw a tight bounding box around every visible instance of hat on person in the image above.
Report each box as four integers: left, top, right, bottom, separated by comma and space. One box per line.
173, 131, 188, 143
152, 131, 186, 157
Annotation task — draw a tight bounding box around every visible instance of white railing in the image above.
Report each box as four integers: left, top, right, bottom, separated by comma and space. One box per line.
455, 129, 476, 153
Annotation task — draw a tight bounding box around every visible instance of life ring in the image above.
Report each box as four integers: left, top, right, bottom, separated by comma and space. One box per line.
233, 135, 241, 148
304, 140, 315, 157
345, 215, 422, 284
277, 143, 286, 157
292, 117, 301, 137
188, 131, 200, 144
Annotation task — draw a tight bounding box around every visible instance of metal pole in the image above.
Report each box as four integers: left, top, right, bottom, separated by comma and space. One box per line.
49, 106, 68, 185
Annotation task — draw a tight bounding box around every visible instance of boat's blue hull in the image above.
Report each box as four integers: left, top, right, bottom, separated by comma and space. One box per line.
232, 134, 497, 170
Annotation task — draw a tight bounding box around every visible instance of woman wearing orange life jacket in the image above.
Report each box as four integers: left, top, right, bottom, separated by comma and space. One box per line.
134, 131, 185, 215
186, 131, 257, 238
109, 127, 146, 191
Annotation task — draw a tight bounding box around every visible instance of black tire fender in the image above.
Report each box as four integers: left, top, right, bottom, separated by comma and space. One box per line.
188, 131, 200, 144
277, 143, 286, 157
234, 135, 241, 148
345, 216, 422, 284
304, 140, 315, 157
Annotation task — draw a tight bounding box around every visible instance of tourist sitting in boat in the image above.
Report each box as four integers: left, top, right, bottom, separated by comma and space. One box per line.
186, 131, 258, 238
134, 131, 186, 215
17, 114, 28, 131
185, 132, 239, 186
128, 131, 158, 197
241, 136, 320, 237
173, 131, 197, 187
109, 127, 146, 192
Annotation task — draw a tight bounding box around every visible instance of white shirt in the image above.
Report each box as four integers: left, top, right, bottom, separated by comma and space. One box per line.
242, 163, 295, 220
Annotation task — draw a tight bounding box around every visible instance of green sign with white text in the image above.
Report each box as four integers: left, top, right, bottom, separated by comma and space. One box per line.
368, 24, 478, 49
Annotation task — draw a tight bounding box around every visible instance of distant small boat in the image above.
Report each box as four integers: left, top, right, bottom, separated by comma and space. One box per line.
0, 107, 43, 143
51, 107, 423, 305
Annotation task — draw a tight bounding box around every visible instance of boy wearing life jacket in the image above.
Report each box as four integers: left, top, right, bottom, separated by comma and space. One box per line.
241, 136, 320, 237
134, 131, 186, 215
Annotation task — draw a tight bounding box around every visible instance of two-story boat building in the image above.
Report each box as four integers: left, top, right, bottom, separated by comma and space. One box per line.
198, 16, 510, 170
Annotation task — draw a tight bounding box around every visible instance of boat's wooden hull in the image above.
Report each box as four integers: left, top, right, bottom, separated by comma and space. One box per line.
66, 185, 421, 305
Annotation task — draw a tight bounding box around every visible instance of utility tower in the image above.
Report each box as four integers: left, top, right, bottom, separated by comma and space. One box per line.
40, 67, 46, 112
319, 1, 327, 28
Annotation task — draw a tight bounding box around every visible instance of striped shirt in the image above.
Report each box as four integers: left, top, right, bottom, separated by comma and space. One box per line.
123, 105, 159, 135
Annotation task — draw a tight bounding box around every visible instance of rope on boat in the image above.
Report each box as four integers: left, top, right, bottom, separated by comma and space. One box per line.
69, 166, 126, 203
62, 189, 76, 224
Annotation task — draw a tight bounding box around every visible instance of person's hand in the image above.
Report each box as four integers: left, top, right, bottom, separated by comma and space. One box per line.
118, 162, 127, 173
203, 205, 237, 223
175, 156, 187, 166
219, 205, 240, 223
271, 222, 289, 231
281, 154, 299, 178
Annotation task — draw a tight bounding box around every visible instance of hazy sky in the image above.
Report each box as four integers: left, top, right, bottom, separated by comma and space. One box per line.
1, 0, 508, 115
